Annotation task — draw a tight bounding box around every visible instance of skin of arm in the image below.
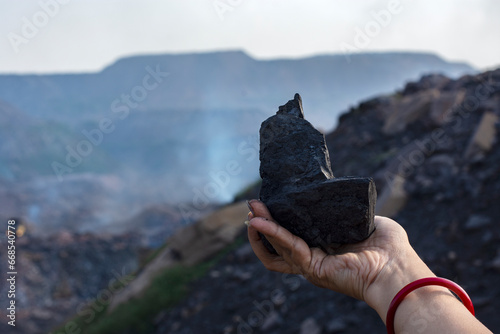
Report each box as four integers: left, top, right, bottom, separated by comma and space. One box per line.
246, 199, 492, 334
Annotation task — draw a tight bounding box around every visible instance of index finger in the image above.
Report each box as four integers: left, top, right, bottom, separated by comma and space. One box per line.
247, 223, 293, 273
249, 217, 312, 272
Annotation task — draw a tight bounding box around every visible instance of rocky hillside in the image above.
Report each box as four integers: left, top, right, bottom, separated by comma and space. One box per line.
148, 68, 500, 333
0, 201, 198, 334
0, 231, 140, 334
6, 67, 500, 334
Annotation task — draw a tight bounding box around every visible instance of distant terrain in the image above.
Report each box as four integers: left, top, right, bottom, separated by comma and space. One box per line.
145, 68, 500, 334
3, 67, 499, 334
0, 51, 474, 235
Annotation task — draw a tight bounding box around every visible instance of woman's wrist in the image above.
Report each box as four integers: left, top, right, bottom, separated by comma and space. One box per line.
364, 247, 451, 323
362, 239, 490, 333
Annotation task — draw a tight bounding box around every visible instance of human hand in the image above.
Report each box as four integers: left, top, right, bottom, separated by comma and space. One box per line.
246, 199, 439, 321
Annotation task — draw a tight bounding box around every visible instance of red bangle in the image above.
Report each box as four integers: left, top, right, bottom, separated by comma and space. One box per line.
386, 277, 475, 334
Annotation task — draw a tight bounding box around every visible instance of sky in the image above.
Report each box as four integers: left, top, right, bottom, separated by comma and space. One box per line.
0, 0, 499, 74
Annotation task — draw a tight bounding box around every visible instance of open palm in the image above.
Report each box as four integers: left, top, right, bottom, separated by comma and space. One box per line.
247, 199, 410, 304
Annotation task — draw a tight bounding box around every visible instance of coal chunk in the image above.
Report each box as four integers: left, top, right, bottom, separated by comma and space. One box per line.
259, 94, 376, 252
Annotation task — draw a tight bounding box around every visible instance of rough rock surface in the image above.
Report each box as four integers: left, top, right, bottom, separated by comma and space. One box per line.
259, 94, 376, 250
152, 69, 500, 334
0, 232, 139, 334
108, 201, 248, 312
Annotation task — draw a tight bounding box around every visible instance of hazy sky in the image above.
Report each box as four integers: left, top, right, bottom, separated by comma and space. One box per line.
1, 0, 499, 74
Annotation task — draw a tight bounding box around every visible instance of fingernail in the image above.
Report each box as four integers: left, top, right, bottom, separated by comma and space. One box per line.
246, 200, 255, 216
247, 212, 253, 220
244, 220, 250, 226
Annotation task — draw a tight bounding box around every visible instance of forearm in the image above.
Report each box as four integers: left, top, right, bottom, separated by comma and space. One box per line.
393, 287, 491, 334
366, 249, 492, 333
246, 207, 492, 333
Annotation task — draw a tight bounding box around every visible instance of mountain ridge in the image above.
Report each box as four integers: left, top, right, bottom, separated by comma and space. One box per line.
0, 51, 477, 237
0, 50, 474, 127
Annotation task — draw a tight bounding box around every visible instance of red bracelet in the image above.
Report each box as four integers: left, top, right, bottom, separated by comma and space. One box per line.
386, 277, 475, 334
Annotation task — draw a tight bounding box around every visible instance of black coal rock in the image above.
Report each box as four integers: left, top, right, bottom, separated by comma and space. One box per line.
259, 94, 376, 252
